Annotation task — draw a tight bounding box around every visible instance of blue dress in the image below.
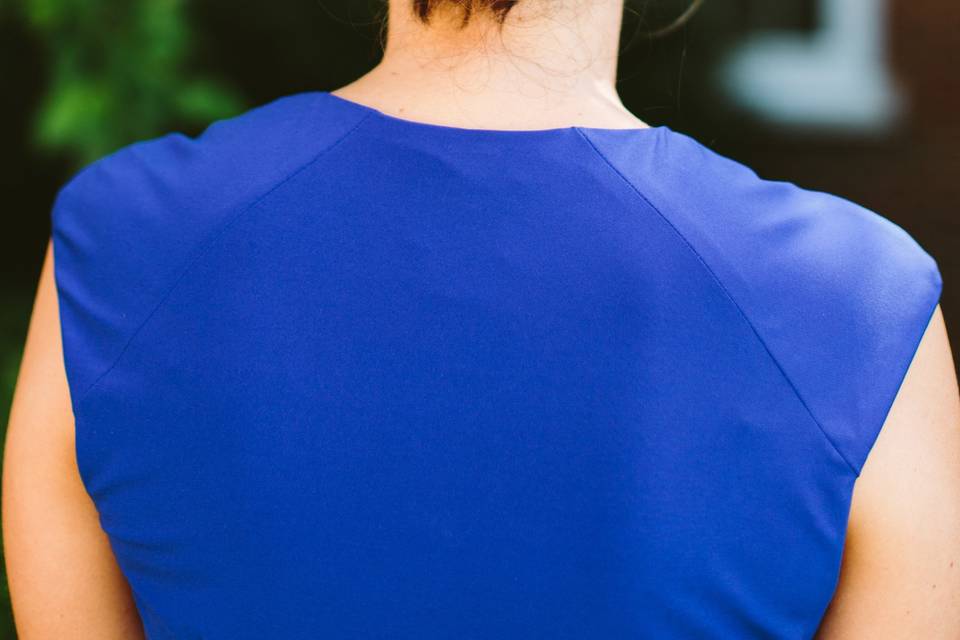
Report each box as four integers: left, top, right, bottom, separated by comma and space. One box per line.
51, 90, 943, 639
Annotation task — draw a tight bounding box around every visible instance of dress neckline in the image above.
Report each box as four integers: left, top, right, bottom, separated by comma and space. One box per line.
320, 90, 667, 138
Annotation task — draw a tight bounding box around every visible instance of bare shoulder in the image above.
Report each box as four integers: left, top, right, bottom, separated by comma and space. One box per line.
817, 304, 960, 638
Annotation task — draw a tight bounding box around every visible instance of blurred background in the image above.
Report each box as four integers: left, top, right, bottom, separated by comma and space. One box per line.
0, 0, 957, 634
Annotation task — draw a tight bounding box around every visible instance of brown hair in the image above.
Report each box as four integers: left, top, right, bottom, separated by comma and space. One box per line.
411, 1, 707, 36
412, 0, 521, 26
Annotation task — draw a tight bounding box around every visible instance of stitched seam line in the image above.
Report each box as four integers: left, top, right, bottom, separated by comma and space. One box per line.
575, 127, 860, 476
74, 110, 374, 413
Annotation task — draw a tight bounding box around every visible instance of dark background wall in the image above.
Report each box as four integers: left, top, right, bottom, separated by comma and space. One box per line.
0, 0, 957, 635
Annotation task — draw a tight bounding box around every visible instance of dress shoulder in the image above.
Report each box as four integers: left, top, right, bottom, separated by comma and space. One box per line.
50, 91, 370, 411
580, 126, 944, 476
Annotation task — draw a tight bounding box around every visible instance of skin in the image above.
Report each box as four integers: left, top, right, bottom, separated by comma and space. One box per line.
4, 0, 959, 636
4, 243, 144, 639
815, 304, 960, 637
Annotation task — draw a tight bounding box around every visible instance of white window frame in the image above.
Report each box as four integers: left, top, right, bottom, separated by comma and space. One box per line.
717, 0, 905, 133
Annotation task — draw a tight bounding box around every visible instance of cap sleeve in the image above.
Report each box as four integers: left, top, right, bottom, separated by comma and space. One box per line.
796, 199, 944, 476
729, 175, 944, 478
49, 158, 158, 412
49, 91, 362, 414
50, 128, 232, 414
580, 127, 944, 478
670, 133, 943, 477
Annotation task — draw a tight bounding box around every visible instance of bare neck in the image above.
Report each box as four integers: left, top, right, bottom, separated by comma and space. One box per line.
331, 0, 648, 131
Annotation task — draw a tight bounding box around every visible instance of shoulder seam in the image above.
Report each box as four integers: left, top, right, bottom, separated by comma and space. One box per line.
71, 109, 375, 413
574, 127, 860, 476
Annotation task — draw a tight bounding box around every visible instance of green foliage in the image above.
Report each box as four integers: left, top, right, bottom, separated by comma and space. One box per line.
0, 6, 248, 635
18, 0, 246, 166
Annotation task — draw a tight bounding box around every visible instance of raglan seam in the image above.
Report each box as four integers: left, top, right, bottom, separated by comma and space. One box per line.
575, 126, 860, 477
71, 108, 375, 414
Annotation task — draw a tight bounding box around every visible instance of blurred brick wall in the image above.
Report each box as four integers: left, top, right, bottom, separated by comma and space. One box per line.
891, 0, 960, 128
888, 0, 960, 335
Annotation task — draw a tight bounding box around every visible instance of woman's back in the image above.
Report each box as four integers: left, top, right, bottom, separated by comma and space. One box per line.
47, 90, 943, 638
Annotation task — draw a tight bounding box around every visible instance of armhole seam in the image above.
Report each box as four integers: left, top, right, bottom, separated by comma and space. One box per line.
575, 127, 860, 477
69, 109, 375, 416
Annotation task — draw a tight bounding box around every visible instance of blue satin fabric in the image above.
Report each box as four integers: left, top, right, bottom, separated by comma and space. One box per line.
51, 91, 942, 638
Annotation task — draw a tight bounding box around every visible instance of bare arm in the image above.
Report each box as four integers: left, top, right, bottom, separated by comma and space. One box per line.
2, 240, 144, 639
817, 304, 960, 638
